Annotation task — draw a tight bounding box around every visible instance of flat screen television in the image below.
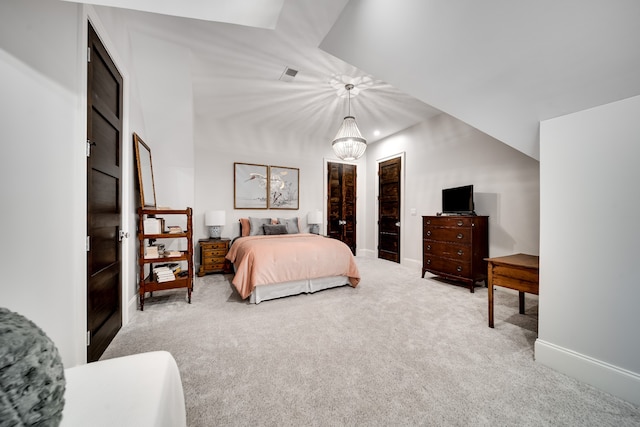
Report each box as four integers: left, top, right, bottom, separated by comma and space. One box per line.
442, 185, 475, 215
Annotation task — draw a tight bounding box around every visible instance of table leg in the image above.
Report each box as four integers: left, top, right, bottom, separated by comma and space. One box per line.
519, 291, 525, 314
488, 264, 494, 328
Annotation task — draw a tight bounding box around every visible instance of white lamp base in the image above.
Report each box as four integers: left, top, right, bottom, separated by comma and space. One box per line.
310, 224, 319, 235
208, 226, 222, 239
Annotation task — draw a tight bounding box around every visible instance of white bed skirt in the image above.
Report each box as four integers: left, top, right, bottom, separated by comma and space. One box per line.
249, 275, 350, 304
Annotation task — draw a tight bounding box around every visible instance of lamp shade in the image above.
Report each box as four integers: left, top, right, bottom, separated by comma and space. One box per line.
307, 210, 322, 225
205, 210, 225, 226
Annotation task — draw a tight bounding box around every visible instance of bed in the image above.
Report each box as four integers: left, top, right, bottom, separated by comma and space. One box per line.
226, 232, 360, 303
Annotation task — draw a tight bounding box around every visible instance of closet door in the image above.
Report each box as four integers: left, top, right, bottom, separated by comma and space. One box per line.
378, 157, 401, 263
87, 23, 123, 362
327, 162, 356, 254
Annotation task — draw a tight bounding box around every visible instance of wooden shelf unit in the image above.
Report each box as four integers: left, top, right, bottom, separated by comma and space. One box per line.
137, 207, 194, 310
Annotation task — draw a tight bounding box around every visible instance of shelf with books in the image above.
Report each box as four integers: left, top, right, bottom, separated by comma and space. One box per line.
137, 207, 193, 311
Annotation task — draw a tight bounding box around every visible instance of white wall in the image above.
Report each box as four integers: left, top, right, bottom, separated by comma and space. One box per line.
193, 116, 367, 266
0, 0, 86, 367
537, 95, 640, 405
365, 113, 540, 268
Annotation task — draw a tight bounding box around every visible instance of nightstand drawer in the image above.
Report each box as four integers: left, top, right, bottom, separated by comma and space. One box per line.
203, 248, 227, 257
203, 261, 226, 269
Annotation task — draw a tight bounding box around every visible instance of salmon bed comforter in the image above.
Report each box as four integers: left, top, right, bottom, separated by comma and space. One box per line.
225, 233, 360, 300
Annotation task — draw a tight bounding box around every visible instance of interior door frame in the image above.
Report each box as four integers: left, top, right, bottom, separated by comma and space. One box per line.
374, 152, 406, 264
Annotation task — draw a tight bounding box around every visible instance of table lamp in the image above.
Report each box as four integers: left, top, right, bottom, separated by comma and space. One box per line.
205, 210, 225, 239
307, 210, 322, 234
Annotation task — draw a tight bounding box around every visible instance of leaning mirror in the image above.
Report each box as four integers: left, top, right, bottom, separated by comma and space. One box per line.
133, 133, 157, 208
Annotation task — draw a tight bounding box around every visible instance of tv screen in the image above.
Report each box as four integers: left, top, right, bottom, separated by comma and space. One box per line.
442, 185, 475, 214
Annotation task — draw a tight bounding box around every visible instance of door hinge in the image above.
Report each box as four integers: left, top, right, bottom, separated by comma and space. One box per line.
86, 330, 91, 346
86, 236, 90, 252
86, 140, 96, 157
119, 230, 129, 241
87, 46, 91, 63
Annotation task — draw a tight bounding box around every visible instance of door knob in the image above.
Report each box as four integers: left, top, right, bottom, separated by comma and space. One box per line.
395, 222, 401, 227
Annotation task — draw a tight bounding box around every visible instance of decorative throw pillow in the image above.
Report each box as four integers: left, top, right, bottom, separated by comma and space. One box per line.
277, 217, 299, 234
239, 218, 251, 237
0, 308, 66, 426
263, 224, 288, 235
249, 217, 272, 236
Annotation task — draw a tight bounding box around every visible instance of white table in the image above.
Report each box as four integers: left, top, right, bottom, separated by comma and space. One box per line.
61, 351, 186, 427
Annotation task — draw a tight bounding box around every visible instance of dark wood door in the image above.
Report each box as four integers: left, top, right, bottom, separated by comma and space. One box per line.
327, 162, 356, 254
87, 23, 123, 362
378, 157, 401, 262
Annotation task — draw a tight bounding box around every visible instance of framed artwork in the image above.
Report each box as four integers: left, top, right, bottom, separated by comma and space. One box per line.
234, 162, 269, 209
269, 166, 299, 210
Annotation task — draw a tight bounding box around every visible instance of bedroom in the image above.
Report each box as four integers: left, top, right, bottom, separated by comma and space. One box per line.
1, 0, 639, 419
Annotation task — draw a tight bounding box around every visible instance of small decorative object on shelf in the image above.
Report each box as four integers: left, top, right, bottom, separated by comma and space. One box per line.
198, 238, 232, 276
137, 207, 194, 310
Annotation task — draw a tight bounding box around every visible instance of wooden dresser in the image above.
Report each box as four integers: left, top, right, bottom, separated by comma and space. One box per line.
198, 238, 232, 276
422, 215, 489, 292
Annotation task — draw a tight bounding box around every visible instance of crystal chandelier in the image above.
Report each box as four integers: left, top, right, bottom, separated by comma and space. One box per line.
332, 84, 367, 160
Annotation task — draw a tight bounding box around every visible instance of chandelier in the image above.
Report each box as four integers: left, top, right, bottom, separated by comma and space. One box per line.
331, 84, 367, 160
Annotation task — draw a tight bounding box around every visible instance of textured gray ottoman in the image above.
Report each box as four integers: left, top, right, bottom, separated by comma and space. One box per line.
0, 308, 65, 426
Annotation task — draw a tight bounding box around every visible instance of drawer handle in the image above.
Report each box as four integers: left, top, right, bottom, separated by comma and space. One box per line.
456, 265, 463, 272
457, 220, 463, 226
457, 249, 464, 256
426, 220, 431, 225
426, 245, 431, 251
426, 231, 431, 236
457, 233, 463, 239
426, 259, 431, 265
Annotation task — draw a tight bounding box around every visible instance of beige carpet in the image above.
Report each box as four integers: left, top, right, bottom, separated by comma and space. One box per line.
102, 257, 640, 426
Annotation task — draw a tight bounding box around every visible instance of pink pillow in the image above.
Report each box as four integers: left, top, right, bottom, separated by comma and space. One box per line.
239, 218, 250, 237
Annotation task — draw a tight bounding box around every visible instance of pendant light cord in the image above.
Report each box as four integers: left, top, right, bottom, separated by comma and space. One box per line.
345, 83, 354, 117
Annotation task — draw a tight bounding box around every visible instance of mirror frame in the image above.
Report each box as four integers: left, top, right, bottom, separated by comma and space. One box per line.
133, 133, 157, 208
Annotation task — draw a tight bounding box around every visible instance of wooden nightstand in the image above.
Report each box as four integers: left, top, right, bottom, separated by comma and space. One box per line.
197, 238, 232, 276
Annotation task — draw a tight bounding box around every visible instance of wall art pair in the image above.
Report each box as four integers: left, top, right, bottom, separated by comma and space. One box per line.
233, 162, 299, 210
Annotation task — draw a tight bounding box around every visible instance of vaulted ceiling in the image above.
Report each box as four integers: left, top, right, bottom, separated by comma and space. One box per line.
65, 0, 640, 160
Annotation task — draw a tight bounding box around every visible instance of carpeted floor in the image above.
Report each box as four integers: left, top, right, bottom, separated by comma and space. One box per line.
102, 257, 640, 426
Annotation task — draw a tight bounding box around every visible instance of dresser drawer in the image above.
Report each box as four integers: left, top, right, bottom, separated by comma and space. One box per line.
423, 216, 473, 227
423, 240, 471, 261
423, 227, 471, 244
424, 256, 471, 277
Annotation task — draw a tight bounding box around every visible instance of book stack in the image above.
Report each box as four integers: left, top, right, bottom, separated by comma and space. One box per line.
153, 266, 175, 283
144, 246, 159, 259
167, 225, 183, 234
156, 263, 181, 275
165, 250, 182, 257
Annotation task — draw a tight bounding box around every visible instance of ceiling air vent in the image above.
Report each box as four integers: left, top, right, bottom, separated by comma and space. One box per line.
279, 66, 298, 82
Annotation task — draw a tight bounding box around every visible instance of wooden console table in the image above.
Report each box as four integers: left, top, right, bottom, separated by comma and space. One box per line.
486, 253, 539, 328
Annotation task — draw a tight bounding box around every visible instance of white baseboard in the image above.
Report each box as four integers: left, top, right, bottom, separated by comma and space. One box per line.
535, 339, 640, 406
126, 294, 138, 325
403, 257, 422, 271
358, 248, 376, 258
